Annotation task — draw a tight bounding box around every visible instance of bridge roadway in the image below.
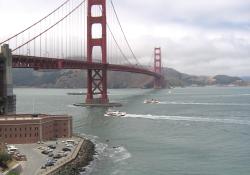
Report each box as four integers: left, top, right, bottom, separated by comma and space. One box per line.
12, 55, 162, 78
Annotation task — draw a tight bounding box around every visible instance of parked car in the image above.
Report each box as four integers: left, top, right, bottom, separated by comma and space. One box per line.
41, 150, 49, 155
48, 152, 54, 157
41, 165, 46, 169
45, 162, 54, 166
62, 147, 71, 152
53, 154, 62, 159
66, 144, 74, 148
38, 146, 46, 150
48, 145, 56, 149
46, 148, 54, 153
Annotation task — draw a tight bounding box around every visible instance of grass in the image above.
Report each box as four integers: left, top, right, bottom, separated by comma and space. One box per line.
6, 172, 19, 175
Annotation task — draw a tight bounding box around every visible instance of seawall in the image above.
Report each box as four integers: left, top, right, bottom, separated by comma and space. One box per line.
45, 138, 95, 175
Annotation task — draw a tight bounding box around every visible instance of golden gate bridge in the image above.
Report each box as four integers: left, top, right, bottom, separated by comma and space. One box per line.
0, 0, 165, 114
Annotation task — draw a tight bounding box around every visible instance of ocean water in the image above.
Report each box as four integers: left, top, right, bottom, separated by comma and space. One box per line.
15, 87, 250, 175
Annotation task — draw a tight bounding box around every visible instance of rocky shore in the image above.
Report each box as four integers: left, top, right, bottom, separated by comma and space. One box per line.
52, 138, 95, 175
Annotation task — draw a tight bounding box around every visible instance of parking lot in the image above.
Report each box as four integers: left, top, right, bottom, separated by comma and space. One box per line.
14, 138, 81, 175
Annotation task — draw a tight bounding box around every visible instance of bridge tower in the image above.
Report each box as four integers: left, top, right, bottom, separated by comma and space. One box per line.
86, 0, 108, 104
154, 47, 164, 89
0, 44, 16, 115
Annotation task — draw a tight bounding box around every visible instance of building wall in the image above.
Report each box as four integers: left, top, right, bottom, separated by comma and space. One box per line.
41, 118, 55, 141
54, 118, 72, 138
0, 121, 40, 144
0, 115, 72, 144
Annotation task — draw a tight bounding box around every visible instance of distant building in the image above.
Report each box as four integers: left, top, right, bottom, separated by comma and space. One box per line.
0, 114, 72, 144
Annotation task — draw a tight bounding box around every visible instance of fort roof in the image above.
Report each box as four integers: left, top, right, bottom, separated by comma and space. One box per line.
0, 114, 71, 121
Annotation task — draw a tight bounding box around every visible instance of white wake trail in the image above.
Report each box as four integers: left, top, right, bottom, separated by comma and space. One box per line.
159, 101, 250, 106
125, 114, 250, 125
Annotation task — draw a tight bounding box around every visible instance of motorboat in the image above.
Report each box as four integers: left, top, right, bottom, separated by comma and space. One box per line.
104, 110, 126, 117
67, 91, 86, 95
143, 99, 160, 104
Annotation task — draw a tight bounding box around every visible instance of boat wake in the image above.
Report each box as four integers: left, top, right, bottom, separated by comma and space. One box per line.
159, 101, 250, 106
67, 104, 78, 108
125, 114, 250, 125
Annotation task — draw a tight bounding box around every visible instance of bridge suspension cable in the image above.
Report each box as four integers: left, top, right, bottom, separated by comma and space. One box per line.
0, 0, 71, 45
106, 24, 132, 65
109, 0, 142, 67
12, 0, 87, 52
1, 0, 149, 71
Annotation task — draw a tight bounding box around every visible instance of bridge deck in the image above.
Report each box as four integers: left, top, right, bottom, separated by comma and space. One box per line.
12, 55, 162, 78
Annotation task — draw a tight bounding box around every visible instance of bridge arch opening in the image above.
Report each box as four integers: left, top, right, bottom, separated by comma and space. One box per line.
91, 23, 102, 39
92, 46, 102, 62
91, 5, 103, 17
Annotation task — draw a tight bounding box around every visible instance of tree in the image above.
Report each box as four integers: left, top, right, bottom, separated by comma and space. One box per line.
0, 151, 11, 168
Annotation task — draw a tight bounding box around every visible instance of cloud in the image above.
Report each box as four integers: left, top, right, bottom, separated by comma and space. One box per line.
110, 0, 250, 76
0, 0, 249, 76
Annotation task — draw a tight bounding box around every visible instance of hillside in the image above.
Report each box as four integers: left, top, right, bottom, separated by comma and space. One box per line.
241, 76, 250, 82
13, 68, 247, 88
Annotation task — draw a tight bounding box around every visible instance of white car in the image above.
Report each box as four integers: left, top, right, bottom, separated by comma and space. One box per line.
66, 144, 74, 148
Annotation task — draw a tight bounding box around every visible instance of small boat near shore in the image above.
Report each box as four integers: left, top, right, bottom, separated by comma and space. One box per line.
144, 99, 160, 104
104, 110, 126, 117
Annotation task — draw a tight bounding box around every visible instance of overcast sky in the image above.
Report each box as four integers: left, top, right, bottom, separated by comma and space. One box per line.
0, 0, 249, 76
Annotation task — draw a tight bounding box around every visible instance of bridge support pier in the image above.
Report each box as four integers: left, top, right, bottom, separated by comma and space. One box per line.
0, 44, 16, 115
86, 0, 109, 104
86, 68, 109, 104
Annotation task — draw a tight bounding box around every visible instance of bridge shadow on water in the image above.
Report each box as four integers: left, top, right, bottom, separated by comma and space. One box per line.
72, 88, 166, 137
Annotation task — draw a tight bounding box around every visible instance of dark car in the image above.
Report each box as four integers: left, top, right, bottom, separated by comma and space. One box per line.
62, 147, 71, 152
41, 150, 49, 155
48, 145, 56, 149
53, 154, 62, 159
45, 162, 54, 166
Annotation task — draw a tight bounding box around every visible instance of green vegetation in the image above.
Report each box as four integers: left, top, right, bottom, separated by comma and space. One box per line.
7, 172, 19, 175
0, 152, 11, 162
0, 151, 12, 170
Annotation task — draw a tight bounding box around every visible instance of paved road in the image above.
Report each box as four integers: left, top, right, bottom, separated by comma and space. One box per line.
17, 144, 47, 175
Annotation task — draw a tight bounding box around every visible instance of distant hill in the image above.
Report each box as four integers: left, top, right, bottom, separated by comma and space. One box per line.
241, 76, 250, 82
213, 75, 241, 85
13, 68, 247, 88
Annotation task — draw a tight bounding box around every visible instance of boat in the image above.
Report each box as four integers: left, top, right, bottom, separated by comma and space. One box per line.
67, 92, 86, 95
104, 110, 126, 117
143, 99, 160, 104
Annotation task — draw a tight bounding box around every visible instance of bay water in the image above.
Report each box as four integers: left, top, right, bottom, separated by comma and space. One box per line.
15, 87, 250, 175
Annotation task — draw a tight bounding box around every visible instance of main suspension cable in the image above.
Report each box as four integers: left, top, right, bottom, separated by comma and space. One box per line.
13, 0, 86, 52
0, 0, 71, 45
109, 0, 142, 66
